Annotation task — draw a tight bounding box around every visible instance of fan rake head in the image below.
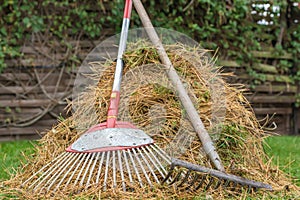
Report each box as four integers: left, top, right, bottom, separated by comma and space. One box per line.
21, 122, 174, 194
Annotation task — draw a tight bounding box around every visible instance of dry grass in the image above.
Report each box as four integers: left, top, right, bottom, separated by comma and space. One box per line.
1, 42, 299, 199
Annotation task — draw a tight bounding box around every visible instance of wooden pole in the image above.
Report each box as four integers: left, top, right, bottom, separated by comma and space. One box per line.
132, 0, 224, 171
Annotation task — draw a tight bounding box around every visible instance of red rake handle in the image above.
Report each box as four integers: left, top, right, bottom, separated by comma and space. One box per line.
107, 0, 132, 128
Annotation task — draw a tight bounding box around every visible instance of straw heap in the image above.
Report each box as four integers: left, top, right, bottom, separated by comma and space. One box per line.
1, 42, 299, 199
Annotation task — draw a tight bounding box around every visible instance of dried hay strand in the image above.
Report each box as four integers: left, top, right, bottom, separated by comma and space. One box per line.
1, 42, 299, 199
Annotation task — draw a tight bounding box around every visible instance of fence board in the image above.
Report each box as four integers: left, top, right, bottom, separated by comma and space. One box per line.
246, 95, 296, 103
253, 107, 293, 115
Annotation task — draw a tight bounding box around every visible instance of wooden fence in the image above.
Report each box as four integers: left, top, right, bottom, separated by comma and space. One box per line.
0, 42, 299, 141
0, 66, 74, 141
220, 49, 299, 135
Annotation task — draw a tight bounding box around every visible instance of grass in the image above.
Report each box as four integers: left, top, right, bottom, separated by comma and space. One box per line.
0, 136, 299, 186
0, 140, 36, 181
264, 135, 300, 186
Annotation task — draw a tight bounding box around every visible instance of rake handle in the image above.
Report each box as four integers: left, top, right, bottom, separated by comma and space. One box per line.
132, 0, 225, 171
107, 0, 132, 128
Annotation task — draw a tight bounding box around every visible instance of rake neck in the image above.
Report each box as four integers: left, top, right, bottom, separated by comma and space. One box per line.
107, 0, 132, 128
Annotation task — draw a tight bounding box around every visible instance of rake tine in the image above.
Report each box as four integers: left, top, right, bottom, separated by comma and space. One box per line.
80, 153, 96, 187
141, 146, 166, 180
22, 152, 67, 188
145, 145, 168, 177
247, 185, 253, 193
38, 153, 75, 192
122, 150, 133, 185
96, 152, 105, 185
33, 152, 71, 191
63, 153, 86, 190
118, 150, 126, 191
194, 175, 207, 191
186, 173, 200, 191
103, 151, 111, 191
214, 178, 223, 189
151, 144, 171, 164
112, 151, 117, 189
204, 177, 214, 190
222, 179, 231, 188
177, 169, 191, 187
55, 153, 84, 192
28, 152, 69, 190
46, 153, 80, 191
132, 148, 152, 187
40, 153, 75, 192
169, 171, 183, 185
137, 147, 159, 183
127, 149, 143, 187
162, 163, 175, 184
86, 152, 101, 189
73, 153, 92, 187
231, 181, 237, 191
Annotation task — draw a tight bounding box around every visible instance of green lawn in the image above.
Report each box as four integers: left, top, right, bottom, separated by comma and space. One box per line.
0, 140, 36, 181
264, 135, 300, 186
0, 136, 299, 187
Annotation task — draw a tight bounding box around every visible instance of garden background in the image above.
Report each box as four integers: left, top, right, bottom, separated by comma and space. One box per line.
0, 0, 299, 188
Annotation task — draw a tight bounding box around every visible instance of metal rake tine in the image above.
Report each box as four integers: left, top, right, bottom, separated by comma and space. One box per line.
127, 149, 143, 187
32, 152, 71, 191
103, 151, 111, 191
73, 153, 92, 187
28, 152, 69, 190
118, 150, 126, 191
63, 153, 86, 190
80, 153, 96, 187
145, 145, 168, 176
151, 144, 171, 164
169, 170, 183, 185
40, 153, 76, 192
137, 147, 159, 184
186, 173, 200, 191
112, 151, 117, 189
222, 179, 231, 188
96, 152, 105, 185
86, 152, 101, 189
132, 148, 153, 187
204, 176, 214, 190
64, 153, 85, 190
22, 152, 67, 187
122, 150, 133, 184
177, 169, 191, 187
214, 178, 223, 189
231, 181, 238, 191
162, 163, 175, 184
46, 152, 80, 191
194, 174, 208, 191
54, 153, 84, 192
143, 146, 168, 179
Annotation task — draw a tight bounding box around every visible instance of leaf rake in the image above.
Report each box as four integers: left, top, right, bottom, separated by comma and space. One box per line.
21, 0, 273, 195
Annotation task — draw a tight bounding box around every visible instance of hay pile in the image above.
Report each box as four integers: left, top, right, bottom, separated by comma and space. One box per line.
1, 42, 299, 199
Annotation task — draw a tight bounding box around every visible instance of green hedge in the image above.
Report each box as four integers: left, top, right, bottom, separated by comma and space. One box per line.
1, 0, 299, 80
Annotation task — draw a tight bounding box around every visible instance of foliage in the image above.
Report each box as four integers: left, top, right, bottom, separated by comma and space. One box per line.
0, 0, 299, 83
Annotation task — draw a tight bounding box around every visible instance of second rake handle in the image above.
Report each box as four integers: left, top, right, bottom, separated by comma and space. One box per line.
132, 0, 224, 172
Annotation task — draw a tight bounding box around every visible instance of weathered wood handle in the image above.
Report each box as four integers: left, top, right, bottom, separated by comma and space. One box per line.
132, 0, 225, 171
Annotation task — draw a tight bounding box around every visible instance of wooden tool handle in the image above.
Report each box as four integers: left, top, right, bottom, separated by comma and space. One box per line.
132, 0, 224, 171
